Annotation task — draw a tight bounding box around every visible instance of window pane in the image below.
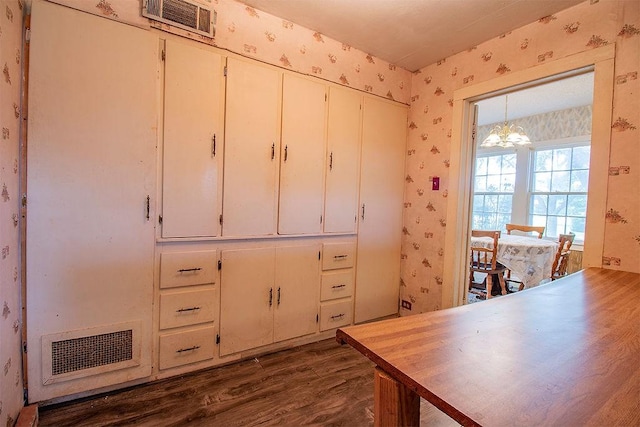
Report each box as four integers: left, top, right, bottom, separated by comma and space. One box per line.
567, 216, 586, 236
485, 195, 498, 212
502, 154, 517, 173
486, 174, 501, 191
553, 148, 572, 170
473, 195, 484, 212
571, 169, 589, 192
497, 214, 511, 231
548, 195, 567, 216
551, 171, 570, 192
498, 195, 513, 213
501, 173, 515, 192
476, 157, 488, 175
531, 195, 548, 215
532, 214, 548, 232
535, 150, 552, 172
487, 156, 501, 172
572, 146, 591, 169
474, 175, 487, 192
545, 216, 566, 237
534, 172, 551, 192
567, 195, 587, 216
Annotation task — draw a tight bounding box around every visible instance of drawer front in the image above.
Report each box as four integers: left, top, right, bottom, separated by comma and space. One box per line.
160, 250, 217, 289
159, 326, 216, 370
320, 300, 353, 331
160, 288, 217, 330
321, 270, 354, 301
322, 243, 356, 270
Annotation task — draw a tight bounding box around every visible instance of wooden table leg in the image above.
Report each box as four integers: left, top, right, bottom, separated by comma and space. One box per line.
374, 367, 420, 427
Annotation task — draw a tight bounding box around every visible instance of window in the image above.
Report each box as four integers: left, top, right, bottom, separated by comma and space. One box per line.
530, 145, 590, 241
471, 152, 516, 230
471, 141, 590, 243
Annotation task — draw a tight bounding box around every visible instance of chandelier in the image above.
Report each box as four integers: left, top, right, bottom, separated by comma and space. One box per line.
480, 94, 531, 148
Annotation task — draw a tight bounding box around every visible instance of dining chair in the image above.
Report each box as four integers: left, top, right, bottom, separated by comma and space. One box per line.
505, 224, 546, 290
469, 230, 508, 299
506, 223, 545, 239
551, 232, 575, 280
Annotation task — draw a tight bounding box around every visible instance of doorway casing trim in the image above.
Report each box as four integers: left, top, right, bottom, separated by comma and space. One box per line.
443, 44, 615, 308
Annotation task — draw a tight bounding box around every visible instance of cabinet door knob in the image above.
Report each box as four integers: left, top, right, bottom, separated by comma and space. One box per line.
146, 195, 150, 221
269, 287, 273, 306
329, 152, 333, 171
211, 134, 216, 157
271, 143, 275, 160
361, 203, 366, 221
284, 145, 288, 162
277, 287, 281, 305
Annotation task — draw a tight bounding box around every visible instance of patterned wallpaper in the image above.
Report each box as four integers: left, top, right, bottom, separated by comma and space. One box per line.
50, 0, 412, 104
477, 105, 593, 143
401, 0, 640, 315
0, 0, 24, 424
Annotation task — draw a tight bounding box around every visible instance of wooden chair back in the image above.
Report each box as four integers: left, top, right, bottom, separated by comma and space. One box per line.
506, 223, 545, 239
469, 230, 507, 298
551, 233, 575, 280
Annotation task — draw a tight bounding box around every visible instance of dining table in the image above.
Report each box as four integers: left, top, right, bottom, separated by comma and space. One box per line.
336, 268, 640, 426
470, 233, 558, 288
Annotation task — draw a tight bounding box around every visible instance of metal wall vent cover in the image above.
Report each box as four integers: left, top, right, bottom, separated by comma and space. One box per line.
51, 330, 133, 376
143, 0, 216, 38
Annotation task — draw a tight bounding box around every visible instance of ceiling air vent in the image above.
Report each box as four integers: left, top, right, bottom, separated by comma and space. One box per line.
143, 0, 216, 38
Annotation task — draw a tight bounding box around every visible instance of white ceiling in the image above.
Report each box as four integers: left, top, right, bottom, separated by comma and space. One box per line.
240, 0, 585, 72
476, 72, 595, 125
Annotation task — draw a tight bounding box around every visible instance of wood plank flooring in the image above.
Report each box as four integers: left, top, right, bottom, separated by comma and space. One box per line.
38, 339, 458, 426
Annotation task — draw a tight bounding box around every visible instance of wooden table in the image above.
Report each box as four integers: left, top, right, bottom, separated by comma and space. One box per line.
336, 268, 640, 426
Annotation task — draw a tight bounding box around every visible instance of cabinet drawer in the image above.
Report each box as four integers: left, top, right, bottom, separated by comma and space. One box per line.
159, 326, 216, 370
160, 251, 217, 289
322, 243, 355, 270
320, 300, 353, 331
321, 270, 354, 301
160, 288, 217, 330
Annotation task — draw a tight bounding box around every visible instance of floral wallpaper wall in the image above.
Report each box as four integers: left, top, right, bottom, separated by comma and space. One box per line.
401, 0, 639, 315
49, 0, 412, 104
0, 0, 24, 423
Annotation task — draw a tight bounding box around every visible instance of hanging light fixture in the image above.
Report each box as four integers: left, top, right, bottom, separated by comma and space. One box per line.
480, 94, 531, 148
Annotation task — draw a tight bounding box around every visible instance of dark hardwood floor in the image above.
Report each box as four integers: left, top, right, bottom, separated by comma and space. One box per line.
38, 339, 458, 426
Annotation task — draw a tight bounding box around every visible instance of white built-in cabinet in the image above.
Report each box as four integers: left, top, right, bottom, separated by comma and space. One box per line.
223, 58, 281, 236
278, 75, 327, 234
161, 39, 225, 238
354, 97, 408, 323
26, 0, 158, 403
219, 245, 321, 356
324, 87, 362, 233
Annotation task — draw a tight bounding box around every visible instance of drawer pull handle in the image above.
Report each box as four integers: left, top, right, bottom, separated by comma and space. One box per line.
269, 287, 273, 307
176, 306, 201, 313
178, 267, 202, 273
333, 255, 348, 259
176, 345, 200, 354
330, 313, 345, 320
331, 284, 346, 289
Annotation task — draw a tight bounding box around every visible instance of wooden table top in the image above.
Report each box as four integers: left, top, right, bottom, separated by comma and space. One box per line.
336, 268, 640, 426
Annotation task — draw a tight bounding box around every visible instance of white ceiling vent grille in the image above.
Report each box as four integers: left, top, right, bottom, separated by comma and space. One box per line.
143, 0, 216, 38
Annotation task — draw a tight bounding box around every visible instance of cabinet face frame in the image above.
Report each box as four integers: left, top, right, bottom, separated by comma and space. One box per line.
160, 38, 225, 238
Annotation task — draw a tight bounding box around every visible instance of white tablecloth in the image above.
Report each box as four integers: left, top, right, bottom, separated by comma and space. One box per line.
470, 234, 558, 288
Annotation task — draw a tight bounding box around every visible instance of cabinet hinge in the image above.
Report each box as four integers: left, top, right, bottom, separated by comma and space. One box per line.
161, 49, 166, 61
22, 342, 27, 354
325, 93, 327, 102
216, 334, 220, 344
219, 214, 223, 225
158, 215, 163, 224
25, 28, 31, 42
223, 65, 227, 77
21, 194, 27, 208
218, 260, 222, 270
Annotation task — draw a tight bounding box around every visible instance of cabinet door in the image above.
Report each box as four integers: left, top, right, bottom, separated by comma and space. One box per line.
220, 248, 275, 356
279, 74, 327, 235
162, 39, 224, 238
223, 58, 281, 236
26, 0, 157, 402
274, 245, 321, 342
355, 98, 407, 323
324, 87, 361, 233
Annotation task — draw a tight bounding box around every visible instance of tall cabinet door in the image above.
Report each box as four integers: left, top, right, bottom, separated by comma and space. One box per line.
324, 87, 362, 233
274, 245, 321, 342
355, 98, 407, 323
223, 58, 281, 237
278, 74, 327, 235
220, 248, 275, 356
26, 0, 157, 402
162, 39, 224, 238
